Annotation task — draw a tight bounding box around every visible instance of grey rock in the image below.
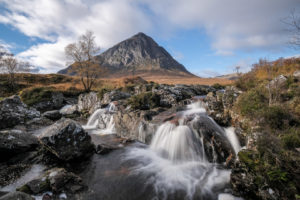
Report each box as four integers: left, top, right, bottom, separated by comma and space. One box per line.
0, 130, 38, 161
293, 70, 300, 80
268, 74, 287, 88
39, 119, 94, 161
0, 191, 34, 200
42, 110, 62, 121
0, 96, 40, 129
59, 105, 78, 116
77, 92, 99, 114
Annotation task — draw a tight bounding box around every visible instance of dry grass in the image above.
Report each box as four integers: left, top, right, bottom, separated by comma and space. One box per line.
0, 73, 232, 97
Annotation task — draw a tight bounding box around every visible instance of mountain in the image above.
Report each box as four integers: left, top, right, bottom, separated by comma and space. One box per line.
58, 32, 194, 78
216, 73, 240, 80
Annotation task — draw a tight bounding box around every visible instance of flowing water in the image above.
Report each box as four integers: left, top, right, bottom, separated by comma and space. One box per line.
83, 103, 117, 134
224, 127, 241, 155
121, 101, 242, 200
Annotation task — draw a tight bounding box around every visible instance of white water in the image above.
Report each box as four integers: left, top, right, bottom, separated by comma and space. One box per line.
0, 164, 45, 192
125, 101, 242, 199
83, 102, 117, 134
225, 127, 241, 155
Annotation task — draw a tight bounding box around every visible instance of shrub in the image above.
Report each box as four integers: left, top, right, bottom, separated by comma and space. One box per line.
282, 129, 300, 150
235, 88, 268, 118
212, 83, 224, 90
127, 92, 160, 110
262, 106, 294, 130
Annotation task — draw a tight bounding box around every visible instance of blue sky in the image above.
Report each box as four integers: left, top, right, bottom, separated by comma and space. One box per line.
0, 0, 299, 77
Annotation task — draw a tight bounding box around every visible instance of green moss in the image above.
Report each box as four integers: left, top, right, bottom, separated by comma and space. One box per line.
127, 92, 160, 110
20, 87, 55, 106
17, 184, 32, 194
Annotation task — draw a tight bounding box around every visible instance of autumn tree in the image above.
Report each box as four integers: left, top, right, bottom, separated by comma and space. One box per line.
0, 55, 30, 90
65, 31, 100, 92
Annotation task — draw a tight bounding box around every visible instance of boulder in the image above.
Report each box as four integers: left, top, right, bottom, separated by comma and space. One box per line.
42, 110, 62, 121
32, 92, 64, 112
268, 75, 287, 88
190, 115, 235, 163
59, 105, 78, 116
39, 119, 94, 161
0, 130, 38, 161
0, 192, 34, 200
0, 96, 40, 129
78, 92, 99, 114
101, 90, 131, 105
293, 70, 300, 80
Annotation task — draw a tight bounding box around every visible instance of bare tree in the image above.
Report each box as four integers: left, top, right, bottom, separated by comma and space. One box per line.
0, 55, 30, 90
284, 10, 300, 48
65, 31, 100, 92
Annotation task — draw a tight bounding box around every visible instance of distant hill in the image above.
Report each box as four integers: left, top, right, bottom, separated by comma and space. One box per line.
58, 32, 194, 78
216, 73, 240, 80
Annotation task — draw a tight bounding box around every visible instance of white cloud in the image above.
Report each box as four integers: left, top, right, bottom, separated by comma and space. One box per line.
0, 0, 299, 72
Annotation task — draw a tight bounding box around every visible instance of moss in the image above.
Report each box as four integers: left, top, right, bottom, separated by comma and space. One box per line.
127, 92, 160, 110
17, 184, 32, 194
20, 87, 55, 106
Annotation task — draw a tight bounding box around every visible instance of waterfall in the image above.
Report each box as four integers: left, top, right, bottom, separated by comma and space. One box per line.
150, 122, 204, 162
224, 127, 241, 155
125, 100, 243, 199
83, 102, 117, 134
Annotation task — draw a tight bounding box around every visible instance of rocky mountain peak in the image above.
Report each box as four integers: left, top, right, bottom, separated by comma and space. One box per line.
59, 32, 193, 77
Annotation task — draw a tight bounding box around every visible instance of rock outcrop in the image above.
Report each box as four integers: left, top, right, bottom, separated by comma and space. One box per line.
0, 96, 40, 129
39, 119, 94, 161
77, 92, 99, 114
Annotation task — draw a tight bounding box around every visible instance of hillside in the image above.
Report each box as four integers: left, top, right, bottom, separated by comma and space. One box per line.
58, 32, 194, 78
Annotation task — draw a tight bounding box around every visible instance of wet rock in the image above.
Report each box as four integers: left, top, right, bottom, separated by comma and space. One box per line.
101, 90, 131, 105
18, 168, 84, 196
42, 110, 62, 121
0, 130, 38, 161
0, 191, 34, 200
0, 164, 30, 187
77, 92, 99, 114
190, 115, 235, 163
33, 92, 64, 112
39, 119, 94, 162
0, 96, 40, 129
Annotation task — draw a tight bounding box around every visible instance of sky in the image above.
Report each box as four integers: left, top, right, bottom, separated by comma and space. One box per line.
0, 0, 299, 77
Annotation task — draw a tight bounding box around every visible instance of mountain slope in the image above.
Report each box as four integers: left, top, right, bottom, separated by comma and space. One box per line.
58, 32, 194, 78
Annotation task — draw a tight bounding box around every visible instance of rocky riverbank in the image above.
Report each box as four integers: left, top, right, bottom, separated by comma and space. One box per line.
0, 79, 298, 200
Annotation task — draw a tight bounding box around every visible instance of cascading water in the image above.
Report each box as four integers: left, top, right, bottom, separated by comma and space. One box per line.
225, 127, 241, 155
125, 101, 242, 200
83, 102, 117, 134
